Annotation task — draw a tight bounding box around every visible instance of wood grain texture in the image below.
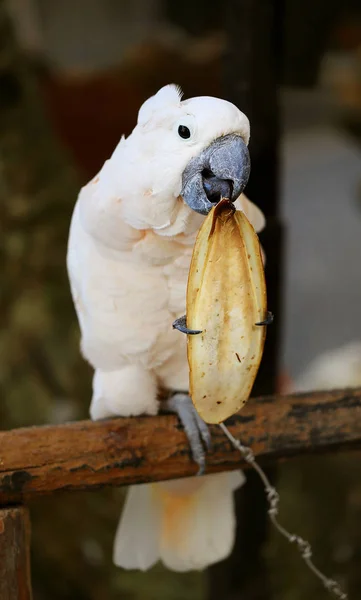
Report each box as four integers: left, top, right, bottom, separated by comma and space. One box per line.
0, 388, 361, 506
0, 507, 32, 599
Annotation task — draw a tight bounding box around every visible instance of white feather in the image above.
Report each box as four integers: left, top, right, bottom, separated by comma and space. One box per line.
90, 365, 158, 420
137, 84, 183, 126
113, 471, 245, 572
113, 484, 162, 571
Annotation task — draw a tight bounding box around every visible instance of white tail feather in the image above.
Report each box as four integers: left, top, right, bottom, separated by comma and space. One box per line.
113, 483, 162, 571
113, 471, 245, 572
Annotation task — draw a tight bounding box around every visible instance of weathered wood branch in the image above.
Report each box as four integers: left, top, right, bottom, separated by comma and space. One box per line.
0, 387, 361, 506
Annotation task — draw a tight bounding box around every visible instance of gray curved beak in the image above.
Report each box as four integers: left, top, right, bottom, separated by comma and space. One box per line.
181, 134, 250, 215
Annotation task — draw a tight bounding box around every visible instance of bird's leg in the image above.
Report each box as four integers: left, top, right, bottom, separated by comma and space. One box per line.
172, 315, 202, 335
255, 311, 274, 326
165, 392, 211, 475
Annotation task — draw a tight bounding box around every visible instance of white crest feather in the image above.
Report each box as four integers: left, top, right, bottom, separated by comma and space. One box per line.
137, 84, 183, 125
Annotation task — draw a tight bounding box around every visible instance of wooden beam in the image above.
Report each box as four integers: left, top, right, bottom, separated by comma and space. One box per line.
0, 506, 32, 599
0, 388, 361, 506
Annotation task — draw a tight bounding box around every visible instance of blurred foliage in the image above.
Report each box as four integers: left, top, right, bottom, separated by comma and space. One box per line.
0, 3, 90, 430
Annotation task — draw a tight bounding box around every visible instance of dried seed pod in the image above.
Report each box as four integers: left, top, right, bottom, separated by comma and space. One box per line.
187, 198, 267, 424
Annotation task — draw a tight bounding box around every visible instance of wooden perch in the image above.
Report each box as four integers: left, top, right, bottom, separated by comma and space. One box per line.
0, 507, 32, 599
1, 387, 361, 506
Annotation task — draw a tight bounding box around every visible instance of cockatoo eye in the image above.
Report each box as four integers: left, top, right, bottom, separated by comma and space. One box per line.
175, 115, 196, 141
178, 125, 191, 139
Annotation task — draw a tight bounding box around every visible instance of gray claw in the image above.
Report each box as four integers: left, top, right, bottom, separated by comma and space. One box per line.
255, 311, 274, 326
166, 392, 210, 475
172, 315, 202, 335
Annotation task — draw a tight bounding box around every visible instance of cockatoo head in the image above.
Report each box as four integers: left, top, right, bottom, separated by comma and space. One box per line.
111, 84, 251, 233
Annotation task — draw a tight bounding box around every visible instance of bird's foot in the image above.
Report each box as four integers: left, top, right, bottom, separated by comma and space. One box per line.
172, 315, 202, 335
165, 392, 211, 475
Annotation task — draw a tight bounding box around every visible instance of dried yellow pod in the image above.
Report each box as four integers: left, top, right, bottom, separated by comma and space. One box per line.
187, 198, 267, 424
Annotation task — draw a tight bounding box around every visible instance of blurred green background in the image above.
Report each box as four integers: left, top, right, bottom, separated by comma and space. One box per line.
1, 0, 361, 598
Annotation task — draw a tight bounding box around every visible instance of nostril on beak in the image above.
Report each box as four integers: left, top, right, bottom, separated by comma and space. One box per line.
202, 168, 214, 179
202, 169, 233, 204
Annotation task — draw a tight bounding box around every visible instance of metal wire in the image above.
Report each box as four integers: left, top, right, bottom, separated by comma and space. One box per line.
219, 422, 348, 600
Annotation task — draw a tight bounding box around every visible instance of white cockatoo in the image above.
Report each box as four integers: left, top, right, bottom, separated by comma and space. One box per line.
67, 84, 266, 572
